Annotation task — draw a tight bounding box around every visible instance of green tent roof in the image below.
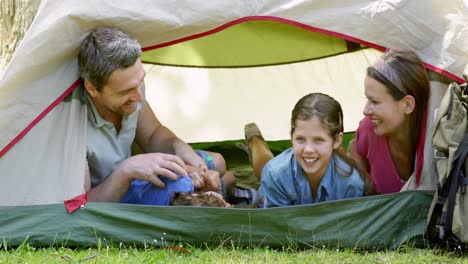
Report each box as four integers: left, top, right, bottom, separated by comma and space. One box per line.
141, 20, 356, 67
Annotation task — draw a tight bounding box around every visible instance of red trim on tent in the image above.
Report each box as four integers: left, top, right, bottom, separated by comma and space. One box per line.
142, 16, 387, 53
64, 192, 88, 213
422, 63, 463, 83
1, 16, 464, 158
0, 80, 81, 158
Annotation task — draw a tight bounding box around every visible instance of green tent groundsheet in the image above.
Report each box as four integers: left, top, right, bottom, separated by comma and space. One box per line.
0, 191, 433, 250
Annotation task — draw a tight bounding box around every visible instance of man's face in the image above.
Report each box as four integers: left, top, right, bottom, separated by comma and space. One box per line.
91, 58, 145, 117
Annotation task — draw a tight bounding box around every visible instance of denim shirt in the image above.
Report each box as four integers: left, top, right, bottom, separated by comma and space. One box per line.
257, 148, 364, 208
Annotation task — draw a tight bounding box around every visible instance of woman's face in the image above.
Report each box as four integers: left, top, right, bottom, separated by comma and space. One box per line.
362, 75, 408, 137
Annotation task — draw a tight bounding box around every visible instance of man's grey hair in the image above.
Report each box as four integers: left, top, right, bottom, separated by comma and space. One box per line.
78, 27, 142, 91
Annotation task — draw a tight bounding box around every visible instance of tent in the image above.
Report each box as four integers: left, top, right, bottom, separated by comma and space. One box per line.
0, 0, 467, 249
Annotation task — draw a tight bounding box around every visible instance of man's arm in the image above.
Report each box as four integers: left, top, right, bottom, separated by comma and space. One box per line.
86, 153, 187, 202
86, 160, 132, 202
84, 163, 91, 193
135, 102, 207, 172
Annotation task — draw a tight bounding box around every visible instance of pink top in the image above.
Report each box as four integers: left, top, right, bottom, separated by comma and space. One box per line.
355, 117, 404, 194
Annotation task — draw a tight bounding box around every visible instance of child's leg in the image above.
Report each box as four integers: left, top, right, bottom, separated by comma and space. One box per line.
244, 123, 274, 181
221, 170, 235, 200
248, 136, 274, 181
208, 151, 236, 200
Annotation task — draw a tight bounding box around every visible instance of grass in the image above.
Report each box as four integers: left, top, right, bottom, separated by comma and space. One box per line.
0, 243, 466, 264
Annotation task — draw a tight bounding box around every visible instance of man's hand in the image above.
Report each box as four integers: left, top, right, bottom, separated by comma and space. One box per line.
187, 164, 221, 192
202, 170, 222, 192
187, 163, 207, 190
118, 153, 188, 188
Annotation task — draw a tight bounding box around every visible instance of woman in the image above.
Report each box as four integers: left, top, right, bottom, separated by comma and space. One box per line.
349, 49, 430, 194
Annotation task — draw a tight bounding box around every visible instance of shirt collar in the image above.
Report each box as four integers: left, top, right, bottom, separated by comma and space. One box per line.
316, 157, 335, 202
292, 152, 335, 202
86, 95, 109, 128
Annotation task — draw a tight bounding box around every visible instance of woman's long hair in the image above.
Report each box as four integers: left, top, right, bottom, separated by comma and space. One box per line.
367, 49, 430, 175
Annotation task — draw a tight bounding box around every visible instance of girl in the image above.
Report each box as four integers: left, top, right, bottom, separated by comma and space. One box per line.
249, 93, 365, 208
349, 49, 430, 194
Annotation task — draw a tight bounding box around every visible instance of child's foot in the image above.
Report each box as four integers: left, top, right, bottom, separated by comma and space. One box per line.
244, 122, 264, 142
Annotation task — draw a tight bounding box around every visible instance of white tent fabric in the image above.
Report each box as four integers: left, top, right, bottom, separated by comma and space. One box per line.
0, 99, 87, 205
0, 0, 467, 205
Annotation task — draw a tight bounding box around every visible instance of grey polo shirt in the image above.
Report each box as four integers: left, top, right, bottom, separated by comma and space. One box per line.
86, 95, 144, 188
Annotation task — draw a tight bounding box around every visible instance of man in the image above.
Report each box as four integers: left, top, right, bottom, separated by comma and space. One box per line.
79, 27, 232, 202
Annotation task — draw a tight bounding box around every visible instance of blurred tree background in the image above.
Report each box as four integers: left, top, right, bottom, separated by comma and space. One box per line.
0, 0, 41, 77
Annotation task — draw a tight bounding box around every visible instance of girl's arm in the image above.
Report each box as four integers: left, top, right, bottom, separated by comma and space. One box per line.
257, 166, 292, 207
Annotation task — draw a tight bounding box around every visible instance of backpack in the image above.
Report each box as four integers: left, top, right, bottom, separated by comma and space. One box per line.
427, 72, 468, 247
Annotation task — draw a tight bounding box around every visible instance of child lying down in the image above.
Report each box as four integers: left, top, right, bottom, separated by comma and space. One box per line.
121, 173, 231, 208
171, 191, 230, 207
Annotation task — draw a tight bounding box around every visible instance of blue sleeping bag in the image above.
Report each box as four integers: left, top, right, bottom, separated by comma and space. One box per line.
121, 175, 194, 205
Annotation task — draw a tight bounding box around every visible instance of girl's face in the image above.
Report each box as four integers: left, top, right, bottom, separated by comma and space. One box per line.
292, 116, 342, 181
362, 75, 409, 137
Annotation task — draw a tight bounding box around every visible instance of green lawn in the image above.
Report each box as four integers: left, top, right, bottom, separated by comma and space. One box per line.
1, 244, 466, 264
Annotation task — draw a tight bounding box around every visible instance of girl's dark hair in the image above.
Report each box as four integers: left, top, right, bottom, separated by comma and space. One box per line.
290, 93, 374, 194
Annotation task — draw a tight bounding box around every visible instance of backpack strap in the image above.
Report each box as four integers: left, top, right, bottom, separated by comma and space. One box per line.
443, 133, 468, 240
427, 166, 453, 241
446, 83, 456, 120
